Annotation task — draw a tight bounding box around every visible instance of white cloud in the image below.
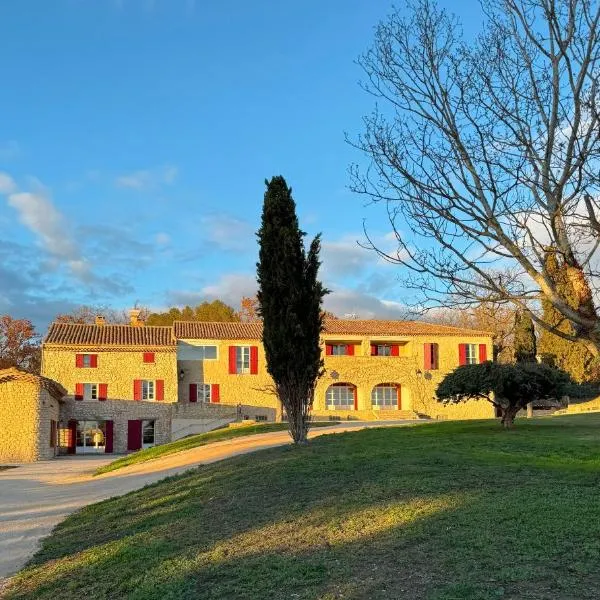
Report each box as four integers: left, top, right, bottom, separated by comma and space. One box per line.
115, 164, 178, 191
0, 172, 17, 195
321, 236, 373, 279
155, 232, 171, 246
324, 286, 408, 319
168, 273, 257, 309
201, 214, 255, 251
8, 191, 80, 262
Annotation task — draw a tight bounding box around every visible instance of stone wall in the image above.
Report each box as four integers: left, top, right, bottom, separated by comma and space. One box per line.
36, 388, 61, 460
60, 398, 172, 454
0, 378, 41, 463
43, 346, 178, 403
176, 335, 495, 421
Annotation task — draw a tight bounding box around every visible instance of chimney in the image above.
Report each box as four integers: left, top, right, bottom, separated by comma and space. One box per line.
95, 315, 106, 327
129, 308, 144, 327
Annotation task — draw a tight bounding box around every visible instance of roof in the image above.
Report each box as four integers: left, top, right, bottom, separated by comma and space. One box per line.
0, 367, 67, 400
174, 319, 492, 340
44, 323, 175, 347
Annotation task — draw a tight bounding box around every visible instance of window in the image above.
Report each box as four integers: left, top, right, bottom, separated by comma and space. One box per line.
255, 415, 268, 422
76, 353, 97, 368
50, 420, 57, 447
142, 380, 155, 401
424, 343, 439, 370
331, 344, 348, 356
236, 346, 251, 374
178, 343, 218, 360
376, 345, 392, 356
84, 383, 98, 401
466, 344, 478, 365
326, 384, 356, 410
197, 384, 211, 402
371, 385, 399, 409
142, 420, 155, 447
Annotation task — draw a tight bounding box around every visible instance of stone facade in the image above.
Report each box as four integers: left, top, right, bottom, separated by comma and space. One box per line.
177, 334, 495, 421
59, 398, 172, 454
0, 369, 64, 463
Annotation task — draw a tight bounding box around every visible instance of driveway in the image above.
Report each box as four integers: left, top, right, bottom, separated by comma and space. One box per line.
0, 421, 415, 583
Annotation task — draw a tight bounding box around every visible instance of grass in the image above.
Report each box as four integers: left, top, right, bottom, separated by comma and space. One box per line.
6, 414, 600, 599
95, 422, 334, 475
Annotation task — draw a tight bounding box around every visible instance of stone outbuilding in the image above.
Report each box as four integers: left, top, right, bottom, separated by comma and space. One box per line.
0, 368, 66, 463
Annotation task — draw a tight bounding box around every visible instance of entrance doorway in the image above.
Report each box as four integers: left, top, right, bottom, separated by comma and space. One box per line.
142, 420, 155, 449
76, 420, 106, 454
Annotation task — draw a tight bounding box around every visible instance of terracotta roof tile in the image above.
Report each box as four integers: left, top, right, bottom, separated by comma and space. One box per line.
0, 367, 67, 400
44, 323, 175, 347
173, 319, 491, 340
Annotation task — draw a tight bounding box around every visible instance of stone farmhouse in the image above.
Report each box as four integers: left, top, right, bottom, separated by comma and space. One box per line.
0, 310, 494, 461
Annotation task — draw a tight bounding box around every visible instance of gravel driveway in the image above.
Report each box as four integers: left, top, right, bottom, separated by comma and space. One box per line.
0, 420, 415, 587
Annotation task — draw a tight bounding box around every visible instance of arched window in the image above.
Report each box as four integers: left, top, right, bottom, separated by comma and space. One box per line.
325, 383, 357, 410
371, 384, 401, 409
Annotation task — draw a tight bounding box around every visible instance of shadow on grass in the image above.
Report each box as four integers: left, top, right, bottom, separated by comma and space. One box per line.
6, 420, 600, 599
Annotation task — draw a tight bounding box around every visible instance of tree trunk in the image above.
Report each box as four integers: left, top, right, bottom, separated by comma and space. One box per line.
280, 384, 310, 444
527, 402, 533, 418
500, 406, 520, 429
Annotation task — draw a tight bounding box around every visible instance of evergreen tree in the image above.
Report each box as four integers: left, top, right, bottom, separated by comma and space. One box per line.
257, 176, 327, 444
513, 310, 537, 364
538, 250, 599, 383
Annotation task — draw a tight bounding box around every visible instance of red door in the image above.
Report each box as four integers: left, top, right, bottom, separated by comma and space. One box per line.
67, 420, 77, 455
127, 420, 142, 451
105, 420, 114, 453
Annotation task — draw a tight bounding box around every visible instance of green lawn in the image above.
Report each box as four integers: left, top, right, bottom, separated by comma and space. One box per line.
7, 415, 600, 599
95, 422, 334, 475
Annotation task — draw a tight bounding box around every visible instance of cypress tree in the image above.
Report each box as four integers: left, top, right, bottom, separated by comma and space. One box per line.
538, 250, 599, 382
513, 310, 537, 363
257, 176, 327, 444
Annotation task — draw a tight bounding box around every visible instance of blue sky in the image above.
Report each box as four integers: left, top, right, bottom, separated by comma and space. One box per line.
0, 0, 483, 330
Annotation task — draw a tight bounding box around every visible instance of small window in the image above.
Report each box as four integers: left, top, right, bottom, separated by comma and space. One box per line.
371, 385, 399, 408
325, 384, 356, 410
466, 344, 478, 365
197, 384, 211, 402
377, 345, 392, 356
84, 383, 98, 401
255, 415, 268, 422
330, 344, 348, 356
142, 380, 155, 401
143, 420, 155, 447
236, 346, 251, 374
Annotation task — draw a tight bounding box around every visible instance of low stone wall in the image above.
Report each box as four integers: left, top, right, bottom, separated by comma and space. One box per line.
60, 398, 172, 454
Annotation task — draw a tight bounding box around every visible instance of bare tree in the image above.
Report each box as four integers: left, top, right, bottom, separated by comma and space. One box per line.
351, 0, 600, 356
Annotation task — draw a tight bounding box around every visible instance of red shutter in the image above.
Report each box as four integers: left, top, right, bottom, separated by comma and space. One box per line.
127, 420, 142, 451
75, 383, 84, 400
459, 344, 467, 366
479, 344, 487, 363
250, 346, 258, 374
391, 344, 399, 357
75, 354, 84, 368
143, 352, 155, 363
211, 384, 220, 403
67, 420, 77, 454
98, 383, 108, 401
353, 387, 358, 411
189, 383, 197, 402
133, 379, 142, 401
229, 346, 237, 374
397, 384, 402, 410
156, 380, 164, 401
105, 420, 114, 453
370, 344, 377, 356
432, 343, 439, 370
325, 344, 333, 356
346, 344, 354, 356
90, 354, 98, 368
424, 343, 432, 370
